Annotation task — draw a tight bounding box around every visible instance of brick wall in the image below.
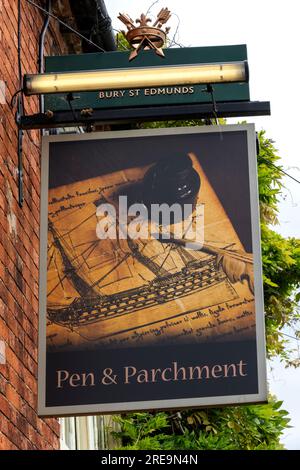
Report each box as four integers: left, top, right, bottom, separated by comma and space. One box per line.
0, 0, 67, 450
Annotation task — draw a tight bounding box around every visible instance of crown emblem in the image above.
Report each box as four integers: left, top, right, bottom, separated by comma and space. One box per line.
118, 8, 171, 61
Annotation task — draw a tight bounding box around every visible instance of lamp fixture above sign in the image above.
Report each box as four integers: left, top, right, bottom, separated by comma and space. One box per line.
20, 44, 270, 130
118, 8, 172, 61
23, 61, 248, 96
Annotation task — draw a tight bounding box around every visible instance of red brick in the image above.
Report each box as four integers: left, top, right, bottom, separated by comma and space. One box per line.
0, 394, 12, 420
0, 0, 66, 450
0, 431, 18, 450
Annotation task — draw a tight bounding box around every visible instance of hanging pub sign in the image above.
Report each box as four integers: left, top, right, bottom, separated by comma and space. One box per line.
38, 124, 267, 416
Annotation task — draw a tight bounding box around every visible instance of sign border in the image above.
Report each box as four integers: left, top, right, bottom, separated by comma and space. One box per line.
38, 124, 267, 417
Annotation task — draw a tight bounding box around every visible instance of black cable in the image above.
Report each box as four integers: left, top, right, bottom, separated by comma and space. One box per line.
67, 95, 78, 123
66, 93, 83, 134
281, 332, 300, 342
10, 88, 23, 108
25, 0, 106, 53
202, 84, 219, 126
39, 0, 51, 117
169, 12, 181, 48
17, 0, 25, 111
17, 0, 24, 207
259, 157, 300, 185
146, 0, 160, 16
18, 0, 22, 90
16, 0, 25, 112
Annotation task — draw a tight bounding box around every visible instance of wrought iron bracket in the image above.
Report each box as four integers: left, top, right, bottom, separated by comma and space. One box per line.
20, 100, 271, 130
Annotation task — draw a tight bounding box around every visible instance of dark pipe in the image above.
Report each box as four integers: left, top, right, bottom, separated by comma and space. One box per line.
38, 0, 51, 114
17, 0, 23, 206
95, 0, 117, 51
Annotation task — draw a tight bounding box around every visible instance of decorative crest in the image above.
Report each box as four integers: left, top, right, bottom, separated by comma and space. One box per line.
118, 8, 171, 61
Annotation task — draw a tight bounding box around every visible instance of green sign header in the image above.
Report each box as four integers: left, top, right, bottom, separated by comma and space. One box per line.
44, 45, 249, 112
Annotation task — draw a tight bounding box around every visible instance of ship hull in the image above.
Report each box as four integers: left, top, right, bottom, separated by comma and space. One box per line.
47, 258, 237, 331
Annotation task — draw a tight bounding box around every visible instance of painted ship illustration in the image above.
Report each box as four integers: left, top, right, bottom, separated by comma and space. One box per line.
47, 217, 232, 329
47, 155, 253, 334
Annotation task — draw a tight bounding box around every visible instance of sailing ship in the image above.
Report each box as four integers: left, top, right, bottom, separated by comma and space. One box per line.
47, 215, 229, 329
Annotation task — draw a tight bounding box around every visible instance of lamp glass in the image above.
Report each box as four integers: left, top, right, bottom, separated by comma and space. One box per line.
24, 61, 248, 96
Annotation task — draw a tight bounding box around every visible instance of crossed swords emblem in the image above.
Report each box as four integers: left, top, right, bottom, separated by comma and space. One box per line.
118, 8, 171, 61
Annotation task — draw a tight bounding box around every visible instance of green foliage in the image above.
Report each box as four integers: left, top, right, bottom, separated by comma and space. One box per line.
113, 397, 290, 450
111, 126, 299, 450
257, 131, 283, 225
257, 131, 300, 359
115, 32, 131, 52
262, 226, 300, 358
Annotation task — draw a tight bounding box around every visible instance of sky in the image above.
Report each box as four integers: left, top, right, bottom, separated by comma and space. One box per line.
107, 0, 300, 449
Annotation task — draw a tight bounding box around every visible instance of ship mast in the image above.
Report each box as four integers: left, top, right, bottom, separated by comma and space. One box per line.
127, 236, 170, 277
48, 221, 99, 298
94, 195, 171, 278
176, 245, 196, 264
